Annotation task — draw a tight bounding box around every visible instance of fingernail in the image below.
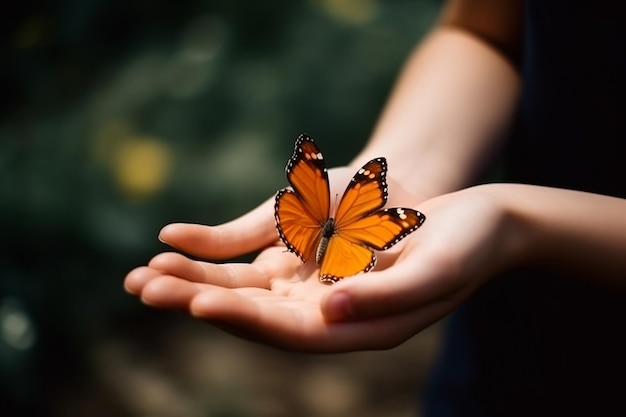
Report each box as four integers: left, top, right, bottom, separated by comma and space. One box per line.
158, 224, 172, 244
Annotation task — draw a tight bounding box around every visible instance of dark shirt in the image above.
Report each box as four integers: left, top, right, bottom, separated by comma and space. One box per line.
423, 1, 626, 416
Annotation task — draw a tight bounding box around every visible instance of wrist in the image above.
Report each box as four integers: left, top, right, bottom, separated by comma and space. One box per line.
471, 183, 535, 273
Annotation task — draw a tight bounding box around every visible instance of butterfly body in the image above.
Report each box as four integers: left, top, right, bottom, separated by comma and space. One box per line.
274, 134, 425, 283
316, 218, 335, 265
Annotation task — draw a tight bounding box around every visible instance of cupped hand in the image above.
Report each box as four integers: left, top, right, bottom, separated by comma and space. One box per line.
125, 171, 520, 352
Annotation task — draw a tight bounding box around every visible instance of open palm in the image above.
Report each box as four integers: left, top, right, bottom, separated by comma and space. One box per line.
125, 169, 512, 352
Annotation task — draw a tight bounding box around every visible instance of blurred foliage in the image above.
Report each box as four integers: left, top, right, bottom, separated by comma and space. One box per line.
0, 0, 440, 415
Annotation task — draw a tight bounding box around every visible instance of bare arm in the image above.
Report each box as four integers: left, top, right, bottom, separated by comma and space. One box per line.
351, 0, 524, 199
503, 185, 626, 290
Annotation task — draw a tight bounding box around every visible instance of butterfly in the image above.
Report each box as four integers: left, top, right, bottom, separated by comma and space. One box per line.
274, 133, 426, 284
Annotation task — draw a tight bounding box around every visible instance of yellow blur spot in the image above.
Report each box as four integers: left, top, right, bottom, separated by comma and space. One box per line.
312, 0, 379, 25
92, 121, 173, 200
113, 136, 172, 199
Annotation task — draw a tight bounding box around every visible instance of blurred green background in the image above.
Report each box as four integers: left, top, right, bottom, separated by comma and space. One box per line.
1, 1, 442, 416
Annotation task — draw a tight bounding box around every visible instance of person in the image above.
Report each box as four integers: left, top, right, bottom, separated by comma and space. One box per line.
125, 0, 626, 415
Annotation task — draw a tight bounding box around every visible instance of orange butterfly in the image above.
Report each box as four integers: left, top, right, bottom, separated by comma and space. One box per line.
274, 134, 426, 283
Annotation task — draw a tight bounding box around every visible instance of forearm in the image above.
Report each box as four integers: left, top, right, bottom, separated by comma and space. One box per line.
351, 19, 521, 200
495, 184, 626, 289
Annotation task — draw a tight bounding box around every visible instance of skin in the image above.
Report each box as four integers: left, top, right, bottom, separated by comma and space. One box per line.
124, 0, 626, 352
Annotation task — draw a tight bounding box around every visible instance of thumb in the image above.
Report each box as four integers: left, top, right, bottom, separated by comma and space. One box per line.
320, 251, 464, 322
159, 195, 278, 259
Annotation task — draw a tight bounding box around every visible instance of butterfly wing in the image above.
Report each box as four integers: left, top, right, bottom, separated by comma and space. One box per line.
285, 134, 330, 223
333, 158, 389, 226
319, 208, 425, 282
319, 157, 426, 281
336, 207, 426, 250
319, 235, 376, 283
274, 134, 330, 263
275, 189, 322, 262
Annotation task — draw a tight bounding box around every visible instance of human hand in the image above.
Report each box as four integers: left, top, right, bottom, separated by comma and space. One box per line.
125, 180, 520, 352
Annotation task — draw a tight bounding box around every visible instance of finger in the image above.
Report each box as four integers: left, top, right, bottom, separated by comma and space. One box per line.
124, 266, 161, 295
147, 248, 301, 288
140, 275, 204, 311
159, 197, 277, 259
321, 242, 471, 321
